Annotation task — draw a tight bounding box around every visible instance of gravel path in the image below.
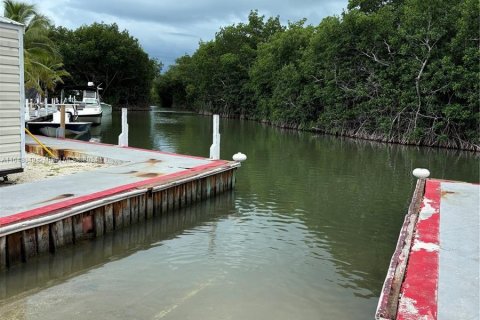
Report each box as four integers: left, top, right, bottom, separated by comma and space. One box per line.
0, 153, 111, 187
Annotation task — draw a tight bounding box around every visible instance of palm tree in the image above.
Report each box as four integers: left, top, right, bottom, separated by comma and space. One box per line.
3, 0, 69, 96
26, 54, 70, 97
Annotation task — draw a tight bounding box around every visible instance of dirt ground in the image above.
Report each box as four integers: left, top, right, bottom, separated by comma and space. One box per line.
0, 153, 111, 187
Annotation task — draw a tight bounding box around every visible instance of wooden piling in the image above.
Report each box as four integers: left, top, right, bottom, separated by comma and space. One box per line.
122, 198, 131, 227
186, 181, 192, 205
217, 173, 223, 193
196, 179, 202, 202
208, 176, 214, 197
7, 233, 22, 266
153, 191, 161, 216
0, 267, 5, 297
82, 212, 94, 237
168, 188, 174, 211
50, 220, 64, 252
201, 177, 208, 199
131, 196, 139, 223
180, 184, 186, 208
22, 229, 37, 261
0, 236, 7, 270
146, 191, 153, 219
162, 190, 168, 214
94, 207, 105, 237
222, 172, 228, 192
113, 201, 123, 229
174, 185, 181, 209
191, 180, 197, 203
63, 217, 73, 245
72, 214, 83, 243
36, 225, 50, 254
59, 105, 66, 139
140, 193, 148, 220
104, 204, 114, 233
227, 171, 233, 190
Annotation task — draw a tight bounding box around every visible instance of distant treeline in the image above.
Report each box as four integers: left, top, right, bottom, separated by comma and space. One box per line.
51, 23, 160, 108
155, 0, 479, 150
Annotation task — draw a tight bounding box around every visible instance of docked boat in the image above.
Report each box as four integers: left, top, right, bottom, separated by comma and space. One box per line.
27, 111, 92, 140
61, 83, 104, 125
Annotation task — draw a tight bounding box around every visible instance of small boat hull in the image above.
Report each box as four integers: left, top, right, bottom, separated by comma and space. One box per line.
64, 104, 103, 125
75, 113, 102, 125
27, 121, 92, 140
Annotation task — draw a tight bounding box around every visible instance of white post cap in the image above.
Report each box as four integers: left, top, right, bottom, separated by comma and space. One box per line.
413, 168, 430, 179
233, 152, 247, 162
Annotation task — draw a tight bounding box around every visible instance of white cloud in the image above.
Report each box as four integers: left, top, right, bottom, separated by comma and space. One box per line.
6, 0, 348, 66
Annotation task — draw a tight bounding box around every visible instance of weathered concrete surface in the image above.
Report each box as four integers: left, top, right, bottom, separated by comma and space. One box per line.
0, 136, 237, 225
437, 181, 479, 320
395, 179, 479, 320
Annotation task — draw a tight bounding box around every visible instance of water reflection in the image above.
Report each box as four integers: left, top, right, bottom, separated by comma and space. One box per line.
111, 111, 477, 316
0, 193, 235, 314
89, 113, 112, 140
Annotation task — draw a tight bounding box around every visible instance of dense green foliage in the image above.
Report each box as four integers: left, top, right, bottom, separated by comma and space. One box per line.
51, 23, 159, 107
3, 0, 69, 95
157, 3, 479, 150
156, 11, 284, 116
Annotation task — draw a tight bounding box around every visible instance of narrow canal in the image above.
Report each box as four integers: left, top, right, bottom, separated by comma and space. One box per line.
1, 109, 478, 319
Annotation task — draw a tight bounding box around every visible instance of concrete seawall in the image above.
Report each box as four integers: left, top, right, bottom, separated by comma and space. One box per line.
0, 137, 240, 269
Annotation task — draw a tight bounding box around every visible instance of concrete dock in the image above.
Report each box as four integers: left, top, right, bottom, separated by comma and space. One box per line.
0, 136, 240, 268
376, 178, 479, 320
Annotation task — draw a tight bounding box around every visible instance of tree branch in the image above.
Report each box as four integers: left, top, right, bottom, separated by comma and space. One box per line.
360, 50, 390, 66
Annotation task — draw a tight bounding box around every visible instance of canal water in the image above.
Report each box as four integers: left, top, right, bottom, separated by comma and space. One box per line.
1, 109, 478, 319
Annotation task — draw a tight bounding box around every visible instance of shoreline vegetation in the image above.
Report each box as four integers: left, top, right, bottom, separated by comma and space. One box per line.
3, 0, 478, 151
194, 110, 479, 152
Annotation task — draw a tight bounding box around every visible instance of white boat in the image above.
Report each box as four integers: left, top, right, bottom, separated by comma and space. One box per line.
27, 110, 92, 140
61, 83, 104, 125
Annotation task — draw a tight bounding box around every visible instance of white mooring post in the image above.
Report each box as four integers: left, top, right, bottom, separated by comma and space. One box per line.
209, 114, 220, 160
118, 108, 129, 147
413, 168, 430, 180
24, 99, 30, 121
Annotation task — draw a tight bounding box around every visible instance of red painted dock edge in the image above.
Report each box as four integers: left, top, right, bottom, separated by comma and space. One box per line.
0, 160, 229, 227
396, 179, 440, 320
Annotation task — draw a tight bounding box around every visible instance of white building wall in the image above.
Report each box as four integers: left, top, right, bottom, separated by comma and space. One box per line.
0, 19, 25, 174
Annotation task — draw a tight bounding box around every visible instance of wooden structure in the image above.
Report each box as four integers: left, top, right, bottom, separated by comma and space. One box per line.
0, 190, 235, 300
375, 178, 425, 319
0, 17, 25, 178
0, 169, 236, 269
0, 137, 240, 269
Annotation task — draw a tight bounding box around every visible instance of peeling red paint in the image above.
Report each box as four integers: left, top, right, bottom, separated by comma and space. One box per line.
397, 179, 440, 320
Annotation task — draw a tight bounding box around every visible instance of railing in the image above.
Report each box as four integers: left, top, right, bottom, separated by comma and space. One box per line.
25, 98, 59, 121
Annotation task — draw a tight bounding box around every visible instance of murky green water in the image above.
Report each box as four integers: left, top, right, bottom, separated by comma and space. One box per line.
1, 109, 478, 319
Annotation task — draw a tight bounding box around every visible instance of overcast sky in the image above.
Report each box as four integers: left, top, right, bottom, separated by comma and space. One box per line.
9, 0, 348, 68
